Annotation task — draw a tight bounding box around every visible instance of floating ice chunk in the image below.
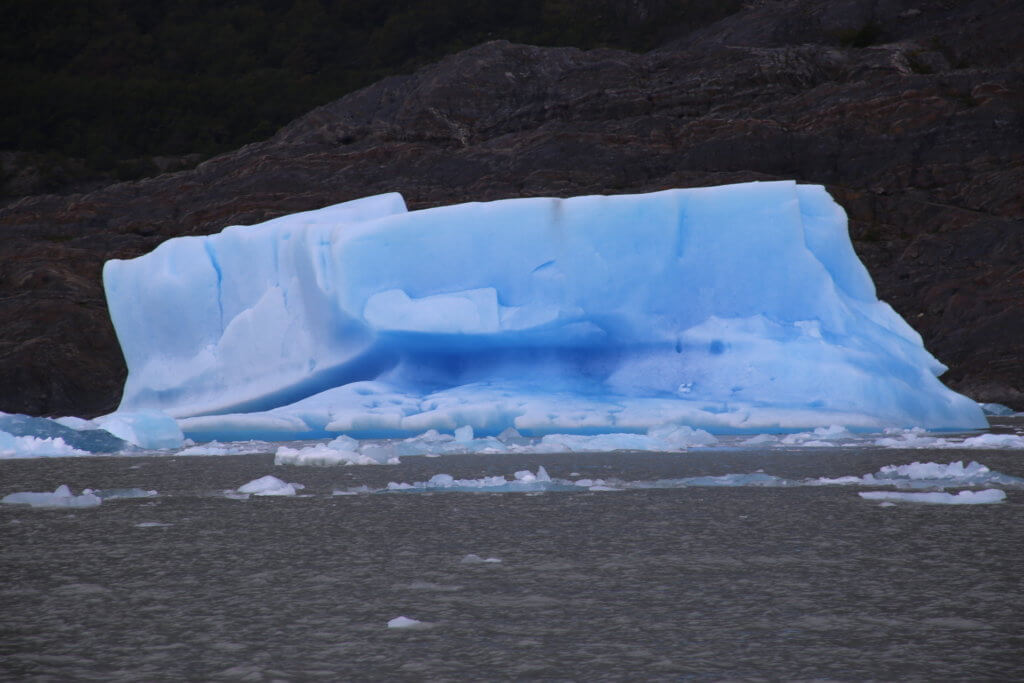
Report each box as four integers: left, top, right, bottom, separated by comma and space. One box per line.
332, 485, 373, 496
275, 443, 382, 466
0, 431, 90, 459
858, 489, 1007, 504
274, 435, 401, 466
873, 429, 1024, 450
461, 554, 503, 564
980, 403, 1015, 416
236, 475, 304, 496
454, 425, 474, 442
85, 487, 157, 500
176, 440, 272, 456
94, 411, 184, 450
386, 467, 573, 493
811, 460, 1024, 489
782, 425, 855, 446
876, 460, 989, 481
514, 466, 551, 483
2, 485, 102, 508
0, 412, 129, 455
135, 522, 172, 527
959, 433, 1024, 449
387, 616, 432, 629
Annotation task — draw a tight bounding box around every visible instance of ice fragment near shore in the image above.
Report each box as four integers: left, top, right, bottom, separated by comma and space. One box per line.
104, 181, 985, 439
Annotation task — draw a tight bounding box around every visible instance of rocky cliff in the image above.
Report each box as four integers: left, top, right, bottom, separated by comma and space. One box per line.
1, 0, 1021, 417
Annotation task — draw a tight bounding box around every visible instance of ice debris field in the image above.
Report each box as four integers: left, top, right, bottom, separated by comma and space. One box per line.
5, 461, 1020, 508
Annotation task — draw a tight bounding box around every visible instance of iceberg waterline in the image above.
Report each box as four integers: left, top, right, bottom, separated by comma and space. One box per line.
96, 180, 983, 443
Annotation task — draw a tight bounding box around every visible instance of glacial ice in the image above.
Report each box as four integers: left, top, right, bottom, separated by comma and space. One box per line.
102, 181, 986, 442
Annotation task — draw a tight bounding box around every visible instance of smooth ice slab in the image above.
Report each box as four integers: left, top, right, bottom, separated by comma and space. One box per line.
2, 485, 102, 508
104, 182, 986, 438
859, 489, 1007, 505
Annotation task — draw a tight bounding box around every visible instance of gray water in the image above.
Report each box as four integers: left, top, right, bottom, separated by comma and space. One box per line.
2, 446, 1022, 681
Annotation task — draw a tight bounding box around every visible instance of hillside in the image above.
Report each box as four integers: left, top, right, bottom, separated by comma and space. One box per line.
1, 0, 1021, 417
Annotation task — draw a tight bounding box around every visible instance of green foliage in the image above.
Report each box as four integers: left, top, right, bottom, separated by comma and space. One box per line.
0, 0, 742, 187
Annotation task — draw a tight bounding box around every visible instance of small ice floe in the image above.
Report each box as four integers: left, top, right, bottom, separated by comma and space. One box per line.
177, 440, 271, 456
813, 460, 1024, 490
332, 485, 373, 496
135, 522, 173, 528
386, 466, 574, 493
980, 402, 1015, 417
234, 475, 305, 497
84, 487, 157, 500
874, 428, 1024, 450
781, 425, 855, 447
2, 485, 102, 508
0, 431, 90, 459
274, 435, 400, 466
572, 478, 623, 491
461, 554, 502, 564
387, 616, 432, 630
858, 489, 1007, 505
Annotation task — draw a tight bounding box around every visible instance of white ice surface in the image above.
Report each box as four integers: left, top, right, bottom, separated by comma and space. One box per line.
461, 554, 503, 564
387, 616, 432, 629
0, 431, 89, 458
858, 489, 1007, 504
2, 485, 102, 508
103, 182, 985, 441
235, 475, 305, 497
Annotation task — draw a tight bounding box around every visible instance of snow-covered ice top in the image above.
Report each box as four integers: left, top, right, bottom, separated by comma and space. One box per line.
103, 181, 985, 440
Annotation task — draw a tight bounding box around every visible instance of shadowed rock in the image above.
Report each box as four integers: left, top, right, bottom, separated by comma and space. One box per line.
1, 0, 1021, 416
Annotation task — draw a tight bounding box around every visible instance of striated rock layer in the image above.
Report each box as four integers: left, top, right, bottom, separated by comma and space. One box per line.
1, 0, 1021, 416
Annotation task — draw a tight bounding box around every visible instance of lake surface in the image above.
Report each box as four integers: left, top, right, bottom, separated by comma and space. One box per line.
2, 431, 1023, 680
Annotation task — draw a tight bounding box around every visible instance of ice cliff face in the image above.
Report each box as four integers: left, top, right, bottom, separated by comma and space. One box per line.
103, 181, 985, 439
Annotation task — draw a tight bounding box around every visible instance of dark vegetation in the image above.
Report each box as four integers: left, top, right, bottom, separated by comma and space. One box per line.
0, 0, 740, 199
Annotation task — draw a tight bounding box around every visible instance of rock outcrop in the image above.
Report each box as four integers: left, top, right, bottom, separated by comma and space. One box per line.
1, 0, 1021, 416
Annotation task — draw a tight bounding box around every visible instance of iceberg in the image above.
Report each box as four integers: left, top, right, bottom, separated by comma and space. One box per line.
103, 181, 985, 441
2, 485, 102, 508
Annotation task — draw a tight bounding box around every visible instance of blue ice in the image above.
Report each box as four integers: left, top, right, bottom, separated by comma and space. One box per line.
101, 181, 985, 443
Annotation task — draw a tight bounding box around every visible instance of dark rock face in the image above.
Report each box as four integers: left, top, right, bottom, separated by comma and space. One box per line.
1, 0, 1021, 417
